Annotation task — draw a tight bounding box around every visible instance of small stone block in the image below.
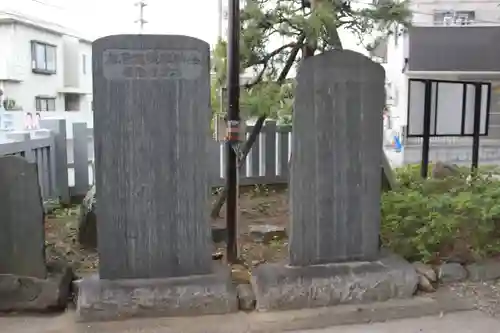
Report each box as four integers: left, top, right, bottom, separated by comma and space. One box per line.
0, 263, 73, 312
76, 265, 238, 322
466, 260, 500, 282
236, 284, 256, 311
251, 252, 418, 311
248, 224, 287, 243
438, 263, 467, 283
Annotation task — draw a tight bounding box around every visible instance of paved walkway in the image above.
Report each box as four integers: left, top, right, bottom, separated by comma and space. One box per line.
2, 311, 500, 333
293, 311, 500, 333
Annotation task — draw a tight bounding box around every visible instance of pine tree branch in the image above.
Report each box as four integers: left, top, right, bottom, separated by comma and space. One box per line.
247, 42, 298, 67
210, 35, 305, 219
243, 36, 304, 89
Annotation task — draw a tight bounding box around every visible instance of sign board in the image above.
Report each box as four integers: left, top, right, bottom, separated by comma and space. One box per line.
213, 114, 247, 142
407, 79, 491, 137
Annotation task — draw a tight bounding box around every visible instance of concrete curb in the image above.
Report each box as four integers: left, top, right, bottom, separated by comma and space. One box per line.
70, 289, 474, 333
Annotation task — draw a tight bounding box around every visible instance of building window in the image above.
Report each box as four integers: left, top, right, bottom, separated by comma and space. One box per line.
35, 96, 56, 111
31, 41, 57, 74
64, 93, 81, 111
455, 11, 475, 25
82, 54, 87, 74
433, 10, 475, 26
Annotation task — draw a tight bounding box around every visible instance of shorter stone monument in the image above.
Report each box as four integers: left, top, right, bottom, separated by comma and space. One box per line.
76, 35, 237, 321
251, 50, 418, 311
0, 156, 72, 311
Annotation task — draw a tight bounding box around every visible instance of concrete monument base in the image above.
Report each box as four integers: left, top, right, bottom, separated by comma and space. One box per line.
251, 251, 418, 311
0, 262, 73, 312
76, 265, 238, 322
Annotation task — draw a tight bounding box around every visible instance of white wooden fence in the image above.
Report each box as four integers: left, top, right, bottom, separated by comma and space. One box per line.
2, 118, 500, 204
0, 119, 292, 203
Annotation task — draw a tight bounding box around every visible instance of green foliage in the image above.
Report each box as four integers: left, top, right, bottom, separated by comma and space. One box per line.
381, 164, 500, 264
212, 0, 412, 121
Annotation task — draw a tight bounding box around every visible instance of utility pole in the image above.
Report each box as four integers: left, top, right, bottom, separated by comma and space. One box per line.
225, 0, 240, 264
217, 0, 224, 39
301, 0, 317, 58
135, 0, 148, 33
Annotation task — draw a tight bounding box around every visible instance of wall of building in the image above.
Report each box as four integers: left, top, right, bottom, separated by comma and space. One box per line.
79, 40, 93, 111
0, 24, 15, 81
1, 22, 65, 111
0, 21, 93, 112
411, 0, 500, 26
385, 31, 409, 129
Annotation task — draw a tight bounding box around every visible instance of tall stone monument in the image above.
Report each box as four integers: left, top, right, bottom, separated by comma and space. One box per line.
76, 35, 237, 321
251, 50, 417, 311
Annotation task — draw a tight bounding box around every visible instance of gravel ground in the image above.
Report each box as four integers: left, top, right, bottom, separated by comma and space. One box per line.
446, 280, 500, 317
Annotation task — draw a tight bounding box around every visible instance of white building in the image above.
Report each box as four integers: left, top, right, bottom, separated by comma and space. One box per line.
383, 0, 500, 138
0, 11, 93, 113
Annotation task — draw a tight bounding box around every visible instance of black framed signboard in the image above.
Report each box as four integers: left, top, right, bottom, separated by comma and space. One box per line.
406, 79, 492, 177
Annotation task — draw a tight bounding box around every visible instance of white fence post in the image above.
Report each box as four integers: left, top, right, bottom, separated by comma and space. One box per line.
39, 119, 70, 204
73, 122, 90, 197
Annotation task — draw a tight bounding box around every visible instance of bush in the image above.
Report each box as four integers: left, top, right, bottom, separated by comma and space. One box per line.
381, 164, 500, 264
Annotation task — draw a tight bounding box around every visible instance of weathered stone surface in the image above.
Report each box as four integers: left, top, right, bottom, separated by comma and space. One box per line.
0, 263, 73, 312
92, 35, 213, 280
417, 275, 435, 293
432, 161, 460, 179
0, 155, 47, 279
78, 34, 237, 320
237, 284, 256, 311
413, 262, 437, 282
76, 265, 238, 322
77, 185, 97, 249
79, 186, 224, 249
438, 263, 467, 282
251, 252, 418, 311
289, 50, 385, 266
249, 224, 287, 244
465, 260, 500, 282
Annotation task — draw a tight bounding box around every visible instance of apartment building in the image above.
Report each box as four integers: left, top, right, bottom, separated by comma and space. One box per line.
0, 11, 92, 112
383, 0, 500, 137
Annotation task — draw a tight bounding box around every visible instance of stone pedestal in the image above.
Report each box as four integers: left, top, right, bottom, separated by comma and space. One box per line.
0, 263, 73, 312
76, 35, 236, 321
251, 252, 418, 311
77, 266, 237, 322
251, 50, 418, 311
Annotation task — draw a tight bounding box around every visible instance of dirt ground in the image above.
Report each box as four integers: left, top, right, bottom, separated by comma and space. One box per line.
44, 185, 289, 277
44, 206, 99, 274
38, 187, 500, 320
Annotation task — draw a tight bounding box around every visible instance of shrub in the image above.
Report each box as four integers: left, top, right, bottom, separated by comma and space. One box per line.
381, 164, 500, 264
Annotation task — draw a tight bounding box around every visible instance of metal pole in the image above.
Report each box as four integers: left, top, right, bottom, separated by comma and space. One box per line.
135, 1, 148, 33
226, 0, 240, 264
471, 83, 482, 171
421, 80, 432, 179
